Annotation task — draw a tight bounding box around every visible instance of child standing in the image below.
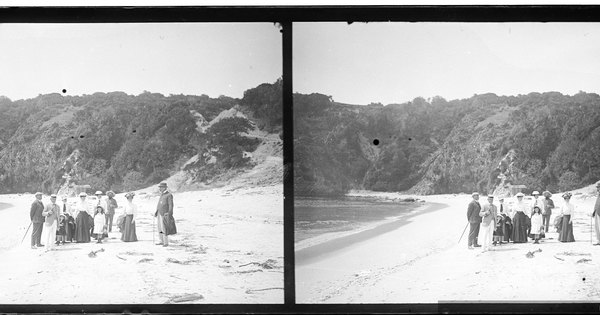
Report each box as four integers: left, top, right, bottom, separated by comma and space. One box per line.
531, 206, 544, 244
93, 206, 107, 244
56, 215, 66, 245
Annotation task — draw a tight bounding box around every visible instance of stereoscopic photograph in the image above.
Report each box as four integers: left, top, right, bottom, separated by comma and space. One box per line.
0, 22, 283, 304
294, 22, 600, 303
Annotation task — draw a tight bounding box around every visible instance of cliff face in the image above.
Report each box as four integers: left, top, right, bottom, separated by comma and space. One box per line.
294, 91, 600, 196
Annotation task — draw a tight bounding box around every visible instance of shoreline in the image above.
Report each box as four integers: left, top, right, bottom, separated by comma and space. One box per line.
295, 201, 447, 266
0, 202, 11, 211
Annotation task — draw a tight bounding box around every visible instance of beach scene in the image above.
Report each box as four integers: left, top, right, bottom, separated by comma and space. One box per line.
294, 22, 600, 303
296, 185, 600, 303
0, 22, 283, 304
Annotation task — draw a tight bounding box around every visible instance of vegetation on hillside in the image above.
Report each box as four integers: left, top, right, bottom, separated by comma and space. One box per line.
0, 80, 281, 194
294, 91, 600, 196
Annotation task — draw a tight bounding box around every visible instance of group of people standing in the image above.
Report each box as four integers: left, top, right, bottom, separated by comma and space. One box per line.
466, 183, 600, 252
28, 182, 177, 252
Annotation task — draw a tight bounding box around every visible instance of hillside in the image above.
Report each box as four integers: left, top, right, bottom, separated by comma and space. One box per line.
294, 91, 600, 196
0, 79, 282, 194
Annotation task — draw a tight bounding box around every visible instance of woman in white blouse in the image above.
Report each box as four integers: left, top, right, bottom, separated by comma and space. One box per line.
120, 192, 138, 242
558, 192, 575, 242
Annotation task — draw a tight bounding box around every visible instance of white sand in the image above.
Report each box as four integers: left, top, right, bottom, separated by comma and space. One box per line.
296, 190, 600, 303
0, 184, 283, 304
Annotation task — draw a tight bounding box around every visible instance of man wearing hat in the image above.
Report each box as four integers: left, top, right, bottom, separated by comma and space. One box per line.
466, 192, 482, 249
155, 182, 176, 246
592, 183, 600, 246
42, 194, 60, 252
479, 195, 498, 252
542, 191, 554, 233
29, 192, 45, 249
105, 191, 118, 233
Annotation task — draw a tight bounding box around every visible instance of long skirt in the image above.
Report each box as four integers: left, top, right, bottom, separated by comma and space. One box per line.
121, 214, 138, 242
74, 212, 92, 243
512, 212, 528, 243
558, 214, 575, 242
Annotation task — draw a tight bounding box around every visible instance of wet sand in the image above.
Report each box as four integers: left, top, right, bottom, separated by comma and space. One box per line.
296, 202, 447, 265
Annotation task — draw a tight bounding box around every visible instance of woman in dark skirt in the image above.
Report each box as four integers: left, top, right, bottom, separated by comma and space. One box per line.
511, 193, 529, 243
74, 192, 92, 243
559, 192, 576, 242
121, 192, 138, 242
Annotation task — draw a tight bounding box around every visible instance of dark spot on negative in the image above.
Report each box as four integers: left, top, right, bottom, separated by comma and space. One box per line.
79, 135, 84, 139
62, 89, 67, 94
373, 139, 379, 146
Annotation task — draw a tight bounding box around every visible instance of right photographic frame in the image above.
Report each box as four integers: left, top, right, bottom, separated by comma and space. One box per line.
293, 21, 600, 304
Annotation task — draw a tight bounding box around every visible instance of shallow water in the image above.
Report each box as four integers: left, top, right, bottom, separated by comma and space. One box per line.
295, 196, 419, 243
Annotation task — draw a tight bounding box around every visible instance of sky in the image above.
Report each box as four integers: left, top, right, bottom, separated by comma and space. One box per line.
294, 22, 600, 105
0, 23, 281, 101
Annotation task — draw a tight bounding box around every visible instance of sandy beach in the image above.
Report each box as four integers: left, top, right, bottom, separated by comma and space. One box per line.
296, 186, 600, 303
0, 184, 283, 304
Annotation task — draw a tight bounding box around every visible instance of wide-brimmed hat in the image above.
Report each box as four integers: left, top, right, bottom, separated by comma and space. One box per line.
35, 192, 43, 196
515, 192, 524, 197
542, 191, 552, 198
106, 191, 115, 197
50, 194, 57, 198
158, 182, 168, 188
95, 190, 103, 195
487, 195, 494, 198
124, 192, 135, 199
79, 192, 87, 197
532, 191, 540, 195
562, 192, 572, 199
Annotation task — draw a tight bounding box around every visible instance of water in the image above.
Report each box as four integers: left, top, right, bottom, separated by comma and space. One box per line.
295, 196, 419, 243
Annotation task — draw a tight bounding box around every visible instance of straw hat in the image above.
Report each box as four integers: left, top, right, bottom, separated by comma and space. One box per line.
515, 192, 524, 197
124, 192, 135, 199
562, 192, 572, 199
95, 191, 103, 195
532, 191, 540, 195
106, 191, 115, 197
79, 192, 87, 197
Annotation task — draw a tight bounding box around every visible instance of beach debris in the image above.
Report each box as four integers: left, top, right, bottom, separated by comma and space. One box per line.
138, 258, 154, 263
558, 251, 591, 257
235, 269, 263, 274
165, 293, 204, 304
166, 257, 201, 265
238, 259, 279, 269
554, 255, 565, 261
576, 258, 592, 264
116, 255, 127, 261
170, 275, 186, 281
121, 251, 153, 256
245, 287, 284, 294
88, 248, 105, 258
526, 248, 543, 258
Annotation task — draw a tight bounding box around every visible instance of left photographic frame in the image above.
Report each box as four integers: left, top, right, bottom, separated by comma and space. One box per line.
0, 21, 283, 305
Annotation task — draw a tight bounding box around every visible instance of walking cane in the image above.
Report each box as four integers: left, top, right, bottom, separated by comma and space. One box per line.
458, 222, 469, 244
21, 222, 32, 245
152, 214, 155, 244
591, 215, 594, 245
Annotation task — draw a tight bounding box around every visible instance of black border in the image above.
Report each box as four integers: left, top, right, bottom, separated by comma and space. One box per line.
2, 6, 600, 23
2, 5, 600, 314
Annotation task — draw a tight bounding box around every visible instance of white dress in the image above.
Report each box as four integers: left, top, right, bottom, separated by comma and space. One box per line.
530, 213, 543, 234
93, 213, 106, 234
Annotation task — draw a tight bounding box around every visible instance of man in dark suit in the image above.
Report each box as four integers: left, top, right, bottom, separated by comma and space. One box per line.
29, 192, 45, 249
467, 192, 482, 249
154, 182, 174, 247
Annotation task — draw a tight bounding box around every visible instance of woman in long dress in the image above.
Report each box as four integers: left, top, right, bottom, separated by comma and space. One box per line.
74, 192, 92, 243
511, 192, 529, 243
121, 192, 138, 242
558, 192, 576, 242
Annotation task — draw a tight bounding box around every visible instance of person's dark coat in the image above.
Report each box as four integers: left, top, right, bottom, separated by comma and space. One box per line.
30, 199, 44, 223
467, 200, 482, 223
